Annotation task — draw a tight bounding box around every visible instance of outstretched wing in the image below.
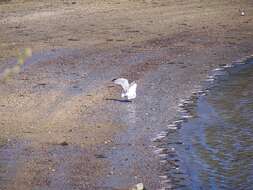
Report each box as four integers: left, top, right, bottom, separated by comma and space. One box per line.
127, 81, 137, 99
113, 78, 129, 92
129, 81, 137, 93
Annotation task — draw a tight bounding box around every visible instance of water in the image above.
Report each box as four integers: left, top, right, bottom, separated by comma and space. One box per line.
177, 59, 253, 190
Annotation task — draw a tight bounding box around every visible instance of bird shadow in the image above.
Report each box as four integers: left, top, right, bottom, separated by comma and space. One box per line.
105, 98, 132, 103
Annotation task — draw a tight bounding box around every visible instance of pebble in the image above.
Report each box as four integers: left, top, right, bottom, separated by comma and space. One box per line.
131, 183, 144, 190
59, 141, 68, 146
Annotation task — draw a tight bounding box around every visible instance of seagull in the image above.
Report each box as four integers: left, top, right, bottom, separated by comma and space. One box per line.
112, 78, 137, 100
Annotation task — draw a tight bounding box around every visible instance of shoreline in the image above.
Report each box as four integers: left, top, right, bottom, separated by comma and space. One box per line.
168, 56, 253, 189
150, 54, 253, 189
0, 0, 253, 189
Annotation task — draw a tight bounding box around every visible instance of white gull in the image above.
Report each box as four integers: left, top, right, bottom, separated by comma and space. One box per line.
112, 78, 137, 100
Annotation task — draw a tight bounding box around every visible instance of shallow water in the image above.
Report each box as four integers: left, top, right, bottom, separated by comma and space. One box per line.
177, 59, 253, 190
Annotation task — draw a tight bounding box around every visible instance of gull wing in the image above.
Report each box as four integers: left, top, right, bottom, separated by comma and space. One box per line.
129, 81, 137, 93
129, 81, 137, 91
127, 81, 137, 99
113, 78, 129, 92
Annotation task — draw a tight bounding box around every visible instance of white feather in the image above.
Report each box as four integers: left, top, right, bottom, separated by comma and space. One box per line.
113, 78, 129, 92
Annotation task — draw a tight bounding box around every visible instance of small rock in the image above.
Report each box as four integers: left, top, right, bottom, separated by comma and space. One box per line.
131, 183, 145, 190
59, 141, 68, 146
95, 154, 107, 159
68, 38, 79, 41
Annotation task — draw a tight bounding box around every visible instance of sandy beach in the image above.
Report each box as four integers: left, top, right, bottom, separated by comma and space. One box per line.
0, 0, 253, 189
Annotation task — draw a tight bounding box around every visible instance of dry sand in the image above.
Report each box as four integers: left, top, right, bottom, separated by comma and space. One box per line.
0, 0, 252, 189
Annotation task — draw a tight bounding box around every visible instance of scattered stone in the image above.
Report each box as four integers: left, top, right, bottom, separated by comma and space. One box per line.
95, 154, 107, 159
165, 61, 176, 65
49, 167, 56, 172
33, 83, 47, 88
24, 131, 32, 133
177, 61, 185, 65
68, 38, 79, 41
59, 141, 68, 146
131, 183, 145, 190
104, 140, 112, 144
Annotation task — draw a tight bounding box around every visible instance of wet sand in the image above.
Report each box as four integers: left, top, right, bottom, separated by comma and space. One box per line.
0, 0, 253, 189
